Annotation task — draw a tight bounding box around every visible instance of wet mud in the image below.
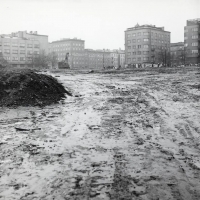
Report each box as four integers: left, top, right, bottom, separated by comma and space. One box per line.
0, 68, 200, 200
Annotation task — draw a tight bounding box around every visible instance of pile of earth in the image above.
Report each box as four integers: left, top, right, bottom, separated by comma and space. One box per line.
0, 70, 71, 107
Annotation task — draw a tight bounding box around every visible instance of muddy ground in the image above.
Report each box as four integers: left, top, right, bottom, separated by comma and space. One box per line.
0, 67, 200, 200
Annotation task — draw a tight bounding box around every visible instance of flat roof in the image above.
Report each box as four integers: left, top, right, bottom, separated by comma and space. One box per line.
51, 38, 85, 43
125, 24, 170, 33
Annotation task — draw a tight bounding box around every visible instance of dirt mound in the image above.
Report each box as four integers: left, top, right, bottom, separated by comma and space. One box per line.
0, 70, 71, 107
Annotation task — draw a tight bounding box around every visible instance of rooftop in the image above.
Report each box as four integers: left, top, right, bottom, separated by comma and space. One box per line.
125, 24, 170, 32
51, 38, 85, 43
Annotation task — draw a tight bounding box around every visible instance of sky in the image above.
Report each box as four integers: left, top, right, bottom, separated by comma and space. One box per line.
0, 0, 199, 50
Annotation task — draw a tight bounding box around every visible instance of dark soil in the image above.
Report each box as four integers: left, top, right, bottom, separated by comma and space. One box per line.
0, 70, 71, 107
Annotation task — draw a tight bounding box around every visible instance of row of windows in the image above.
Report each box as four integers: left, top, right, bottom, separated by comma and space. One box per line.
192, 50, 198, 54
127, 57, 149, 62
127, 45, 169, 50
127, 32, 169, 38
52, 48, 84, 51
184, 27, 198, 32
3, 49, 39, 54
1, 43, 39, 48
52, 43, 84, 48
127, 39, 169, 43
128, 51, 150, 56
4, 56, 33, 61
184, 35, 199, 40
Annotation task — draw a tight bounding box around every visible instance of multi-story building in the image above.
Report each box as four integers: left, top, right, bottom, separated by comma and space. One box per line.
84, 49, 111, 69
0, 31, 48, 67
184, 18, 200, 64
125, 24, 171, 66
49, 38, 85, 69
110, 50, 119, 68
110, 49, 125, 68
118, 49, 125, 68
170, 42, 184, 66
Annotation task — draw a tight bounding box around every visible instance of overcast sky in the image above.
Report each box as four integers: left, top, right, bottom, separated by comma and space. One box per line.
0, 0, 199, 50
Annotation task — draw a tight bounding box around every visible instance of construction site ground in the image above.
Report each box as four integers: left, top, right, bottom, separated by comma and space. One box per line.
0, 67, 200, 200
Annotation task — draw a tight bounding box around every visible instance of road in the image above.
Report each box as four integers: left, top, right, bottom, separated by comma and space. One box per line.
0, 68, 200, 200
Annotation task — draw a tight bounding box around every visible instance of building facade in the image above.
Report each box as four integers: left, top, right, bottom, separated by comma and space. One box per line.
170, 42, 184, 66
0, 31, 48, 67
184, 18, 200, 64
49, 38, 85, 69
125, 24, 171, 66
84, 49, 111, 69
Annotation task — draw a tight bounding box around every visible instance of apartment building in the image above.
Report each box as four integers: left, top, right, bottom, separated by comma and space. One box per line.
184, 18, 200, 64
110, 49, 125, 68
0, 31, 48, 67
49, 38, 85, 69
170, 42, 184, 65
125, 24, 170, 65
84, 49, 111, 69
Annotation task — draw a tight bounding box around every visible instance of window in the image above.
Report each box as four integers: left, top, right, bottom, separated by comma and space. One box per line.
27, 57, 32, 61
132, 51, 136, 55
137, 57, 141, 61
137, 39, 141, 42
143, 32, 149, 35
5, 57, 10, 60
12, 50, 18, 54
155, 33, 157, 37
4, 49, 10, 54
192, 50, 198, 54
138, 45, 141, 49
192, 35, 198, 39
128, 52, 131, 56
12, 57, 18, 61
143, 45, 149, 48
132, 39, 136, 43
127, 58, 131, 63
27, 44, 32, 48
127, 34, 131, 38
185, 43, 188, 47
192, 27, 198, 31
4, 42, 10, 46
128, 46, 131, 49
12, 43, 18, 47
192, 42, 198, 46
34, 51, 39, 55
137, 32, 141, 36
143, 51, 149, 55
137, 51, 141, 55
20, 50, 25, 54
132, 33, 136, 37
143, 57, 149, 61
184, 37, 188, 40
132, 58, 136, 61
132, 45, 136, 49
28, 50, 32, 55
20, 57, 26, 61
20, 43, 25, 48
128, 40, 131, 43
143, 38, 149, 42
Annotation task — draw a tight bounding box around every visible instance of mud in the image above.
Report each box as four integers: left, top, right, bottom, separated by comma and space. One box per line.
0, 67, 200, 200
